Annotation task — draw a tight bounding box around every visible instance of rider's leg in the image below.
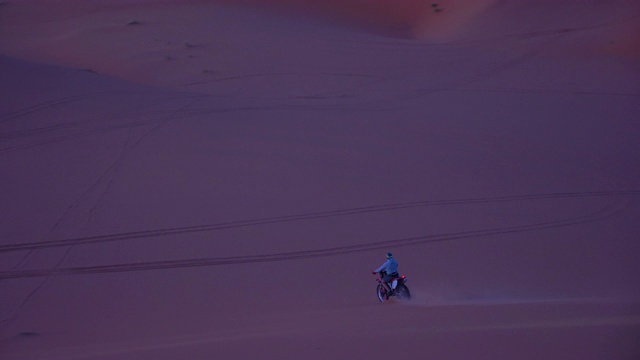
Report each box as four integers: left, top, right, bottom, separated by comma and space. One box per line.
381, 274, 393, 295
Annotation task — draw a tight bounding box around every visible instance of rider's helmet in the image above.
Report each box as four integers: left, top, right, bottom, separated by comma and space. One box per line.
387, 252, 393, 259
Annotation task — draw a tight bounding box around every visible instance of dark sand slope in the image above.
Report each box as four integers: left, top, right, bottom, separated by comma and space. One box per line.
1, 1, 639, 359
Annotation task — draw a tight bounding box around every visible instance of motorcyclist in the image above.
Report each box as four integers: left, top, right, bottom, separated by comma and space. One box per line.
372, 252, 399, 298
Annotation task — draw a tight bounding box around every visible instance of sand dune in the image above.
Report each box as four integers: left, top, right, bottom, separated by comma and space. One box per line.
1, 1, 639, 359
2, 0, 638, 89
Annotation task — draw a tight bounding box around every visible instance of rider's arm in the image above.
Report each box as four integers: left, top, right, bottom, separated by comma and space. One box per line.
374, 260, 390, 273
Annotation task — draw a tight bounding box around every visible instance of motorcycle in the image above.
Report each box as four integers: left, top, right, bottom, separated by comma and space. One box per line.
374, 270, 411, 302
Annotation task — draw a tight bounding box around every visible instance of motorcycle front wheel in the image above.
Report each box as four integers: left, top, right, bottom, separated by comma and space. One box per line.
376, 283, 386, 302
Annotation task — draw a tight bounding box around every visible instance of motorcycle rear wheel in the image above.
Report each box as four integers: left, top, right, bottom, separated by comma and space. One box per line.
395, 284, 411, 300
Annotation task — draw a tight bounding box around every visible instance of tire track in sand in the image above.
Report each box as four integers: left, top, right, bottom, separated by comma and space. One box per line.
0, 190, 637, 254
0, 192, 634, 279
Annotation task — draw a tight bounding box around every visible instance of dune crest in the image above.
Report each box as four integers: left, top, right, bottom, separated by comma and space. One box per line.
213, 0, 499, 39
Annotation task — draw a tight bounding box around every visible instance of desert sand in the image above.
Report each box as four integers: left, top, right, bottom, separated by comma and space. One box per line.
1, 1, 639, 359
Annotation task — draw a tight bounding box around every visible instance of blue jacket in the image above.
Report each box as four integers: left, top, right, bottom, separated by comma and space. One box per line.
375, 258, 398, 274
